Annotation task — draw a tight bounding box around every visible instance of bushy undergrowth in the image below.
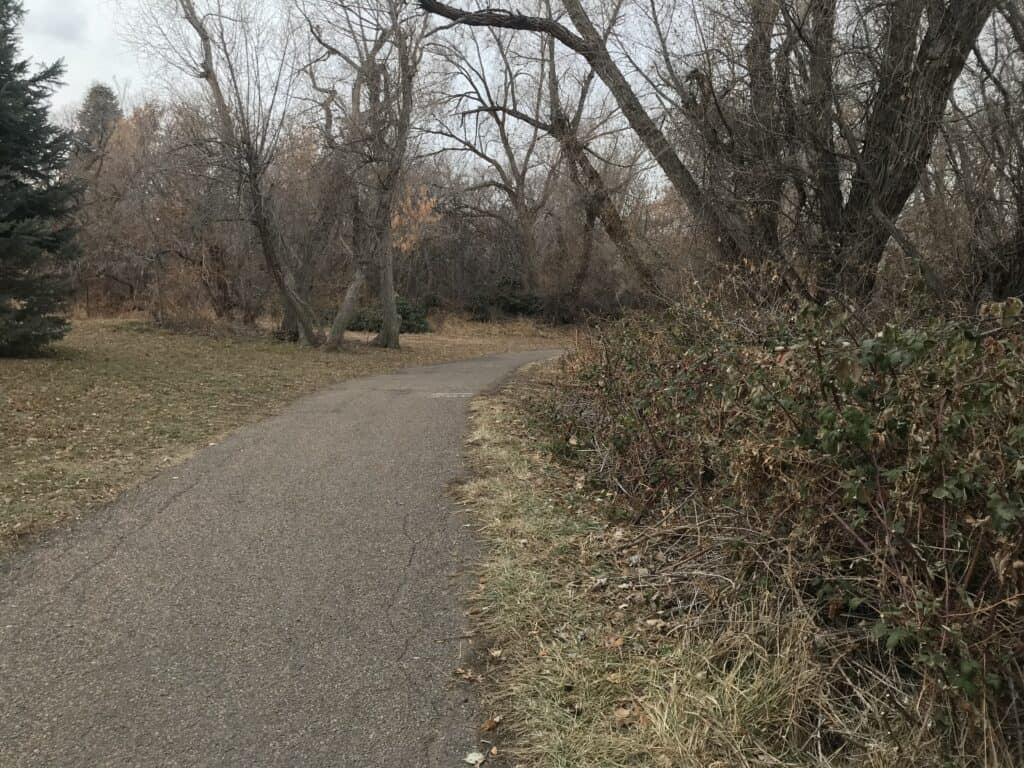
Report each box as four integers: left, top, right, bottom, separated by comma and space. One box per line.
347, 294, 430, 334
538, 300, 1024, 765
468, 279, 544, 322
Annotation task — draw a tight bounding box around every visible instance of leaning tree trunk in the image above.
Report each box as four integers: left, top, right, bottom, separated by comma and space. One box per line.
830, 0, 997, 298
556, 126, 659, 294
179, 0, 320, 345
249, 178, 321, 346
325, 262, 367, 350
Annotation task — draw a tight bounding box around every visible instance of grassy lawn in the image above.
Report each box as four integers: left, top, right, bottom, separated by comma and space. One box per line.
0, 316, 566, 548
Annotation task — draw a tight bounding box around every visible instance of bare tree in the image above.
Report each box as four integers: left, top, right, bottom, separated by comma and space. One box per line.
301, 0, 426, 349
433, 0, 659, 294
428, 26, 560, 292
420, 0, 1000, 299
930, 4, 1024, 303
129, 0, 321, 343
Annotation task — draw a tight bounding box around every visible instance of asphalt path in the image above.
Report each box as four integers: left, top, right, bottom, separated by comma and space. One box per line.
1, 350, 559, 767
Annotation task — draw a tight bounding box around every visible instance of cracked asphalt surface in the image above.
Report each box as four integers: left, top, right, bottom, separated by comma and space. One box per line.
0, 350, 559, 767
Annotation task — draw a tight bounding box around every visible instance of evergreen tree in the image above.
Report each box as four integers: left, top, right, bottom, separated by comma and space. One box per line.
74, 83, 122, 168
0, 0, 77, 356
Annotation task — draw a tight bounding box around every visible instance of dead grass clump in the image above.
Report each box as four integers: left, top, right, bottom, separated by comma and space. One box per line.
431, 312, 568, 341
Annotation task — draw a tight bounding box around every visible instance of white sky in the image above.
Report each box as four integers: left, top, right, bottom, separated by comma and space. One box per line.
21, 0, 147, 110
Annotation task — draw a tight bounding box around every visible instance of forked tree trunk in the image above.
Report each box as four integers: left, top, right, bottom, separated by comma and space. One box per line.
829, 0, 996, 296
355, 33, 412, 351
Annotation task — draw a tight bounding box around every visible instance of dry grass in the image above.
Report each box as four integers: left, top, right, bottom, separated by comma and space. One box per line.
460, 368, 929, 768
0, 316, 567, 548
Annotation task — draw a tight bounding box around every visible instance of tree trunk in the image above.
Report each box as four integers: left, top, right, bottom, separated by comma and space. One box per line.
279, 303, 299, 341
279, 244, 315, 338
557, 126, 659, 294
832, 0, 997, 297
569, 205, 597, 312
515, 206, 538, 291
249, 177, 321, 346
325, 263, 367, 350
375, 229, 401, 348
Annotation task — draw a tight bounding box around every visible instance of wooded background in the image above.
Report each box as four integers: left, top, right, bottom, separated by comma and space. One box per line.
65, 0, 1022, 345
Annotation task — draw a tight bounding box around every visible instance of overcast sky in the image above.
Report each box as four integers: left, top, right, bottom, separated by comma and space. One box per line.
22, 0, 147, 111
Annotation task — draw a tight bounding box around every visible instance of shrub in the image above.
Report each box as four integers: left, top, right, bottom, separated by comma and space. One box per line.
348, 295, 430, 334
538, 299, 1024, 765
468, 278, 543, 322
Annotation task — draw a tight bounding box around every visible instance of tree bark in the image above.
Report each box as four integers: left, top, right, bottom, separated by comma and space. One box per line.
376, 246, 400, 348
833, 0, 997, 296
568, 204, 597, 313
371, 181, 401, 349
325, 263, 367, 350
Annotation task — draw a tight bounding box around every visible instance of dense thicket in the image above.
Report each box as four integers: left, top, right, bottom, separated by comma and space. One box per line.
539, 298, 1024, 764
0, 0, 77, 356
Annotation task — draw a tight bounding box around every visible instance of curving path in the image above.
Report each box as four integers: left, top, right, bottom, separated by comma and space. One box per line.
0, 350, 559, 767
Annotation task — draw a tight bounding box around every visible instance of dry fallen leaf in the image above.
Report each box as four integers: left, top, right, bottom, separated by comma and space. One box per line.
480, 715, 502, 732
613, 703, 640, 728
464, 751, 485, 765
455, 667, 483, 683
